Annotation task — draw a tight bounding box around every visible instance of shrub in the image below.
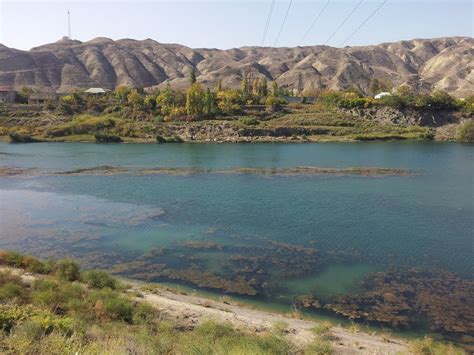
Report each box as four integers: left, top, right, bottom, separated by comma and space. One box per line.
0, 304, 36, 332
195, 321, 234, 340
414, 91, 457, 111
379, 94, 407, 109
86, 289, 134, 323
29, 313, 75, 336
0, 251, 50, 274
271, 321, 288, 336
305, 339, 334, 354
23, 256, 53, 274
94, 132, 122, 143
0, 251, 24, 267
0, 271, 22, 287
312, 322, 332, 337
82, 270, 117, 290
337, 98, 371, 109
102, 298, 133, 323
8, 130, 39, 143
47, 115, 117, 137
456, 120, 474, 143
31, 280, 83, 313
265, 96, 283, 112
0, 282, 23, 302
410, 337, 465, 355
239, 116, 258, 126
156, 135, 183, 143
53, 260, 81, 282
132, 302, 155, 325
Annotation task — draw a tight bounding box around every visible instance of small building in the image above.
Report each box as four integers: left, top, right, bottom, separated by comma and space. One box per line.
84, 87, 107, 94
0, 90, 17, 103
28, 93, 58, 105
282, 95, 316, 104
374, 92, 392, 99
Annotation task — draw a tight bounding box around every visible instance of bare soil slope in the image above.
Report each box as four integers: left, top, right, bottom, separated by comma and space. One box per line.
0, 36, 472, 96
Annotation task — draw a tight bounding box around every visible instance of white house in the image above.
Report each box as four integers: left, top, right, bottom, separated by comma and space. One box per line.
84, 88, 107, 94
374, 92, 392, 99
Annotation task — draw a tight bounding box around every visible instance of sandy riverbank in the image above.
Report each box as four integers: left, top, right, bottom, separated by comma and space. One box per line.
129, 282, 409, 354
4, 266, 409, 354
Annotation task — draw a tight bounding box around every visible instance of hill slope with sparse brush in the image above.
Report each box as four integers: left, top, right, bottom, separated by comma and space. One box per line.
0, 36, 472, 96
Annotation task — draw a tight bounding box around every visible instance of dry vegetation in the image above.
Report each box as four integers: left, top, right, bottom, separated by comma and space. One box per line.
0, 251, 467, 354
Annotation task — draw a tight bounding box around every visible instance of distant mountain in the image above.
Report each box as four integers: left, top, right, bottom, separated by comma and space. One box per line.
0, 36, 472, 97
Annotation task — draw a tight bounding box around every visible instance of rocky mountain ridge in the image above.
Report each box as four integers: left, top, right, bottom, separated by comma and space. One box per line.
0, 36, 472, 96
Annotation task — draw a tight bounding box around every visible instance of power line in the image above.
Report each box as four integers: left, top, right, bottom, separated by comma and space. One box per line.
274, 0, 294, 47
299, 0, 331, 45
324, 0, 363, 45
261, 0, 277, 46
340, 0, 387, 46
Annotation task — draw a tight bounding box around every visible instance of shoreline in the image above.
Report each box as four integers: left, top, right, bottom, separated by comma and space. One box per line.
136, 285, 410, 354
3, 266, 409, 354
1, 134, 467, 145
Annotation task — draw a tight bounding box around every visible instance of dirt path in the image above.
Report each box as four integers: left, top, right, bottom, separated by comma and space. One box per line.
134, 286, 409, 354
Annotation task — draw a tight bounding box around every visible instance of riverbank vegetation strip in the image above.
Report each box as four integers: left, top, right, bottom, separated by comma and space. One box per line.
1, 78, 472, 144
0, 250, 467, 354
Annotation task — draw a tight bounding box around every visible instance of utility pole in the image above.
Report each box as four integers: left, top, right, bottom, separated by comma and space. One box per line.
67, 10, 71, 39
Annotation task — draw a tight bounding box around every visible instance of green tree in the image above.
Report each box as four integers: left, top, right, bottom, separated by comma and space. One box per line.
127, 90, 144, 107
186, 82, 205, 116
430, 90, 456, 110
265, 95, 283, 112
396, 85, 415, 106
204, 88, 217, 116
241, 76, 249, 101
414, 90, 456, 110
115, 86, 131, 103
217, 89, 242, 114
216, 79, 223, 93
156, 86, 182, 116
189, 68, 197, 85
271, 81, 278, 97
252, 78, 260, 98
144, 95, 157, 110
259, 77, 268, 98
369, 77, 393, 96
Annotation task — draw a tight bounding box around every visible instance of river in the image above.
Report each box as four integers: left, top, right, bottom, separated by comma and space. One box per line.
0, 141, 472, 339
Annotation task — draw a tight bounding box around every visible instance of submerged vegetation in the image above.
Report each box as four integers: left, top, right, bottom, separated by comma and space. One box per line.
0, 250, 468, 354
0, 251, 298, 354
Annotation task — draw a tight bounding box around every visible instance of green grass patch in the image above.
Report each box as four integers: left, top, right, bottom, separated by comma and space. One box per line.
456, 120, 474, 143
8, 130, 41, 143
47, 114, 119, 137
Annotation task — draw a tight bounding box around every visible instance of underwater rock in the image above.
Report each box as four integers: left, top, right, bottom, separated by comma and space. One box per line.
296, 295, 322, 309
181, 240, 223, 250
0, 167, 36, 176
56, 165, 127, 175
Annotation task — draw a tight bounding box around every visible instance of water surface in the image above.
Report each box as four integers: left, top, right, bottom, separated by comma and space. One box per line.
0, 142, 473, 336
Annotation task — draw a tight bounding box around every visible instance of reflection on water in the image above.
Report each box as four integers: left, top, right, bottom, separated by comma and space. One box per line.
0, 142, 473, 343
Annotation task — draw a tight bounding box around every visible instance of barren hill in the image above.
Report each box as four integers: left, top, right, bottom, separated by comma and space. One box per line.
0, 36, 472, 96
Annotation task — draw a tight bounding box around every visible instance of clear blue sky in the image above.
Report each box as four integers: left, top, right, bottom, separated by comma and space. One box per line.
0, 0, 472, 50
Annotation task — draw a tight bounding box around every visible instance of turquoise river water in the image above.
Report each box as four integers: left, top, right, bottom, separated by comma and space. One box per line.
0, 141, 472, 337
